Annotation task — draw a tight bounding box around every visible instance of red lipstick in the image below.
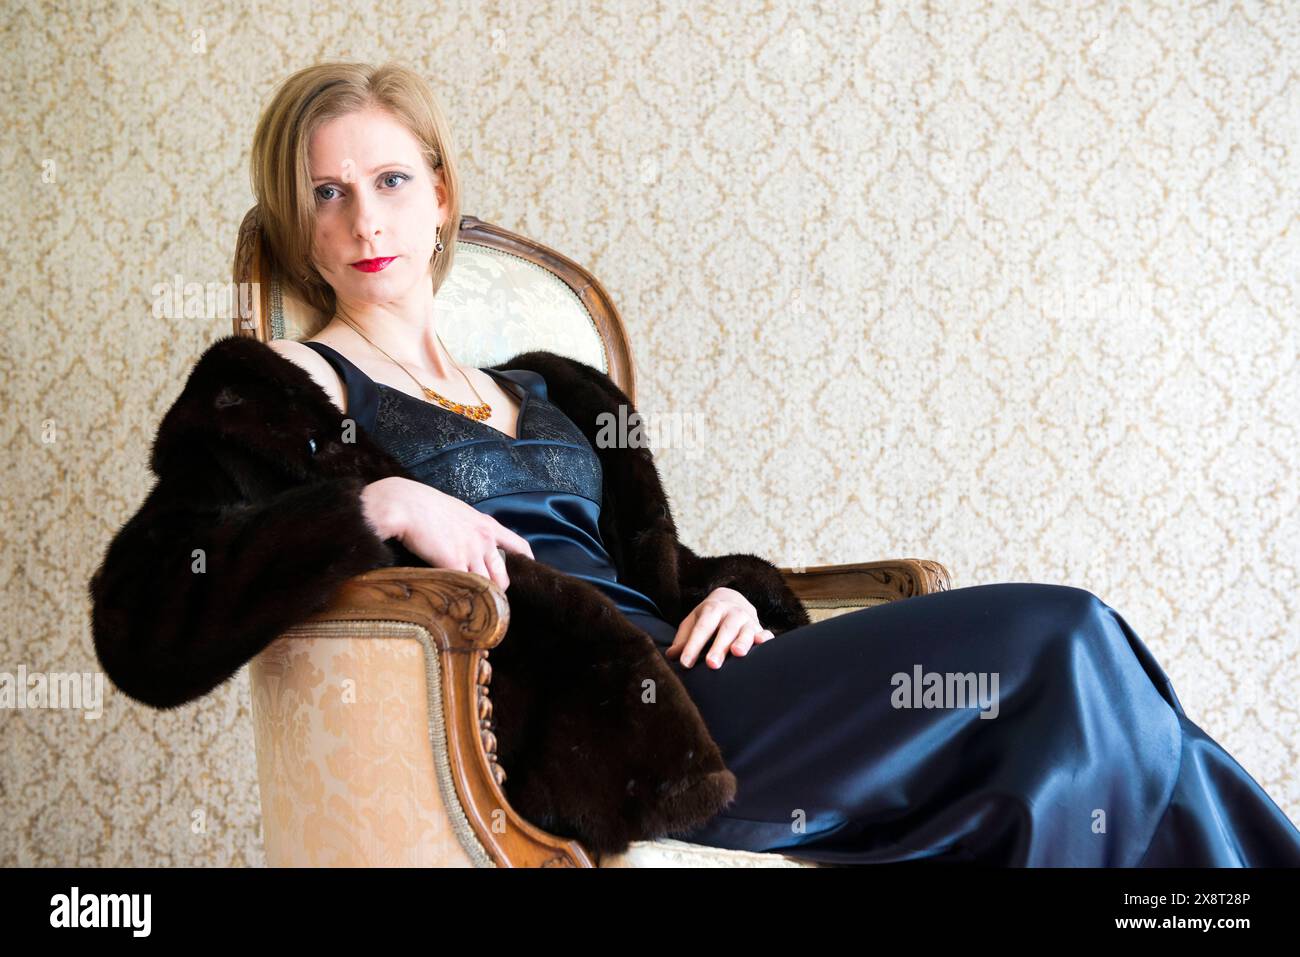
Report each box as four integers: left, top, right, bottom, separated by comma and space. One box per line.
351, 257, 397, 273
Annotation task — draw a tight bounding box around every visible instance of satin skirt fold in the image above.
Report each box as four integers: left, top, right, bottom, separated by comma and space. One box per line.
622, 582, 1300, 867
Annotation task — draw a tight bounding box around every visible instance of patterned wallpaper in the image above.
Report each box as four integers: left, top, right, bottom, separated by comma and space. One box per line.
3, 0, 1297, 865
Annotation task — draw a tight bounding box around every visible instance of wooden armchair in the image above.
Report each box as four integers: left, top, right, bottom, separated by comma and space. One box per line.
231, 210, 952, 867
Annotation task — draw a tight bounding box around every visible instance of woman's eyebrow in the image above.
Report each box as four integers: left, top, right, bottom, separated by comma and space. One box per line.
311, 162, 415, 183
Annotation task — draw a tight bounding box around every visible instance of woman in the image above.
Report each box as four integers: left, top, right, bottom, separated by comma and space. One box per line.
110, 60, 1300, 866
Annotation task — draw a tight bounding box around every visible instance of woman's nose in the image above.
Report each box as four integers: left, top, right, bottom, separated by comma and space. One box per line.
350, 191, 383, 240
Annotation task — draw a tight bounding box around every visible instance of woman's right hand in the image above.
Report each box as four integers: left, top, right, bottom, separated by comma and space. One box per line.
360, 477, 534, 592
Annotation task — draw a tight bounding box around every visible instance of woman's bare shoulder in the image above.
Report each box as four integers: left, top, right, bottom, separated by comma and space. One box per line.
265, 339, 347, 414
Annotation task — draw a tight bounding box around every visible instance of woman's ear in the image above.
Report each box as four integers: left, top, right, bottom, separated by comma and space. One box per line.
435, 175, 449, 223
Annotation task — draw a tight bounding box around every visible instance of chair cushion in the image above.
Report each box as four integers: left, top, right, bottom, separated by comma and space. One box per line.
597, 837, 823, 867
432, 244, 608, 370
802, 599, 885, 624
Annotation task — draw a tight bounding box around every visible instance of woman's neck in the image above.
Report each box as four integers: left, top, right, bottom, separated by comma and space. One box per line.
325, 302, 460, 379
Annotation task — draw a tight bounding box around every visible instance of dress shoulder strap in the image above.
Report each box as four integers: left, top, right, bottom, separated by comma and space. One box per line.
300, 340, 379, 433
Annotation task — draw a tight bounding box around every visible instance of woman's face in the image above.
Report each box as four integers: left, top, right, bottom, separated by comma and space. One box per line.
306, 106, 447, 309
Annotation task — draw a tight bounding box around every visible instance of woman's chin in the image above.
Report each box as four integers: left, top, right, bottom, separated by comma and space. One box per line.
339, 270, 411, 299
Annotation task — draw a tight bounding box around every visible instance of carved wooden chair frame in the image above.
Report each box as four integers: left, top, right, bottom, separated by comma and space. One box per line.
231, 209, 951, 867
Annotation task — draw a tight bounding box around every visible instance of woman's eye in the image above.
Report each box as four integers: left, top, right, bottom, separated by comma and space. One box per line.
314, 173, 405, 203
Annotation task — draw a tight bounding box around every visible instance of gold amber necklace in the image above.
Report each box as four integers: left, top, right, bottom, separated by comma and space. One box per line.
334, 313, 493, 422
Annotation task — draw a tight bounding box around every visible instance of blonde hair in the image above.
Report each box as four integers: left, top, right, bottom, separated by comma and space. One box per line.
249, 60, 462, 334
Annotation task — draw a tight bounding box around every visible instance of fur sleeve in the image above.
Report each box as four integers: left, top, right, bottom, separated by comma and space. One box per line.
673, 544, 810, 634
499, 351, 810, 635
88, 426, 397, 711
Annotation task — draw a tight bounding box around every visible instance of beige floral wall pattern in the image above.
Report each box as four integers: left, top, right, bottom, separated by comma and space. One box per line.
3, 0, 1297, 865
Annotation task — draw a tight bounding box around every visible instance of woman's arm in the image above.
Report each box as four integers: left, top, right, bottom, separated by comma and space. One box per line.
88, 433, 397, 711
673, 543, 811, 635
88, 331, 553, 710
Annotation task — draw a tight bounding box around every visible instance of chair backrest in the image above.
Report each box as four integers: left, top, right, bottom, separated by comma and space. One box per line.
230, 209, 639, 400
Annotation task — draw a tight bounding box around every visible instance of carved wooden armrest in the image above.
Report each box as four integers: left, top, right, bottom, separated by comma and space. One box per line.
253, 566, 594, 868
779, 559, 952, 611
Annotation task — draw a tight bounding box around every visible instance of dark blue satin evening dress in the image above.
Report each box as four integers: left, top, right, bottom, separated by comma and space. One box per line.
302, 340, 1300, 867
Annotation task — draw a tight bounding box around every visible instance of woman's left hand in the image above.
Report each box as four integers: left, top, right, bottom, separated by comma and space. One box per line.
666, 587, 775, 669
